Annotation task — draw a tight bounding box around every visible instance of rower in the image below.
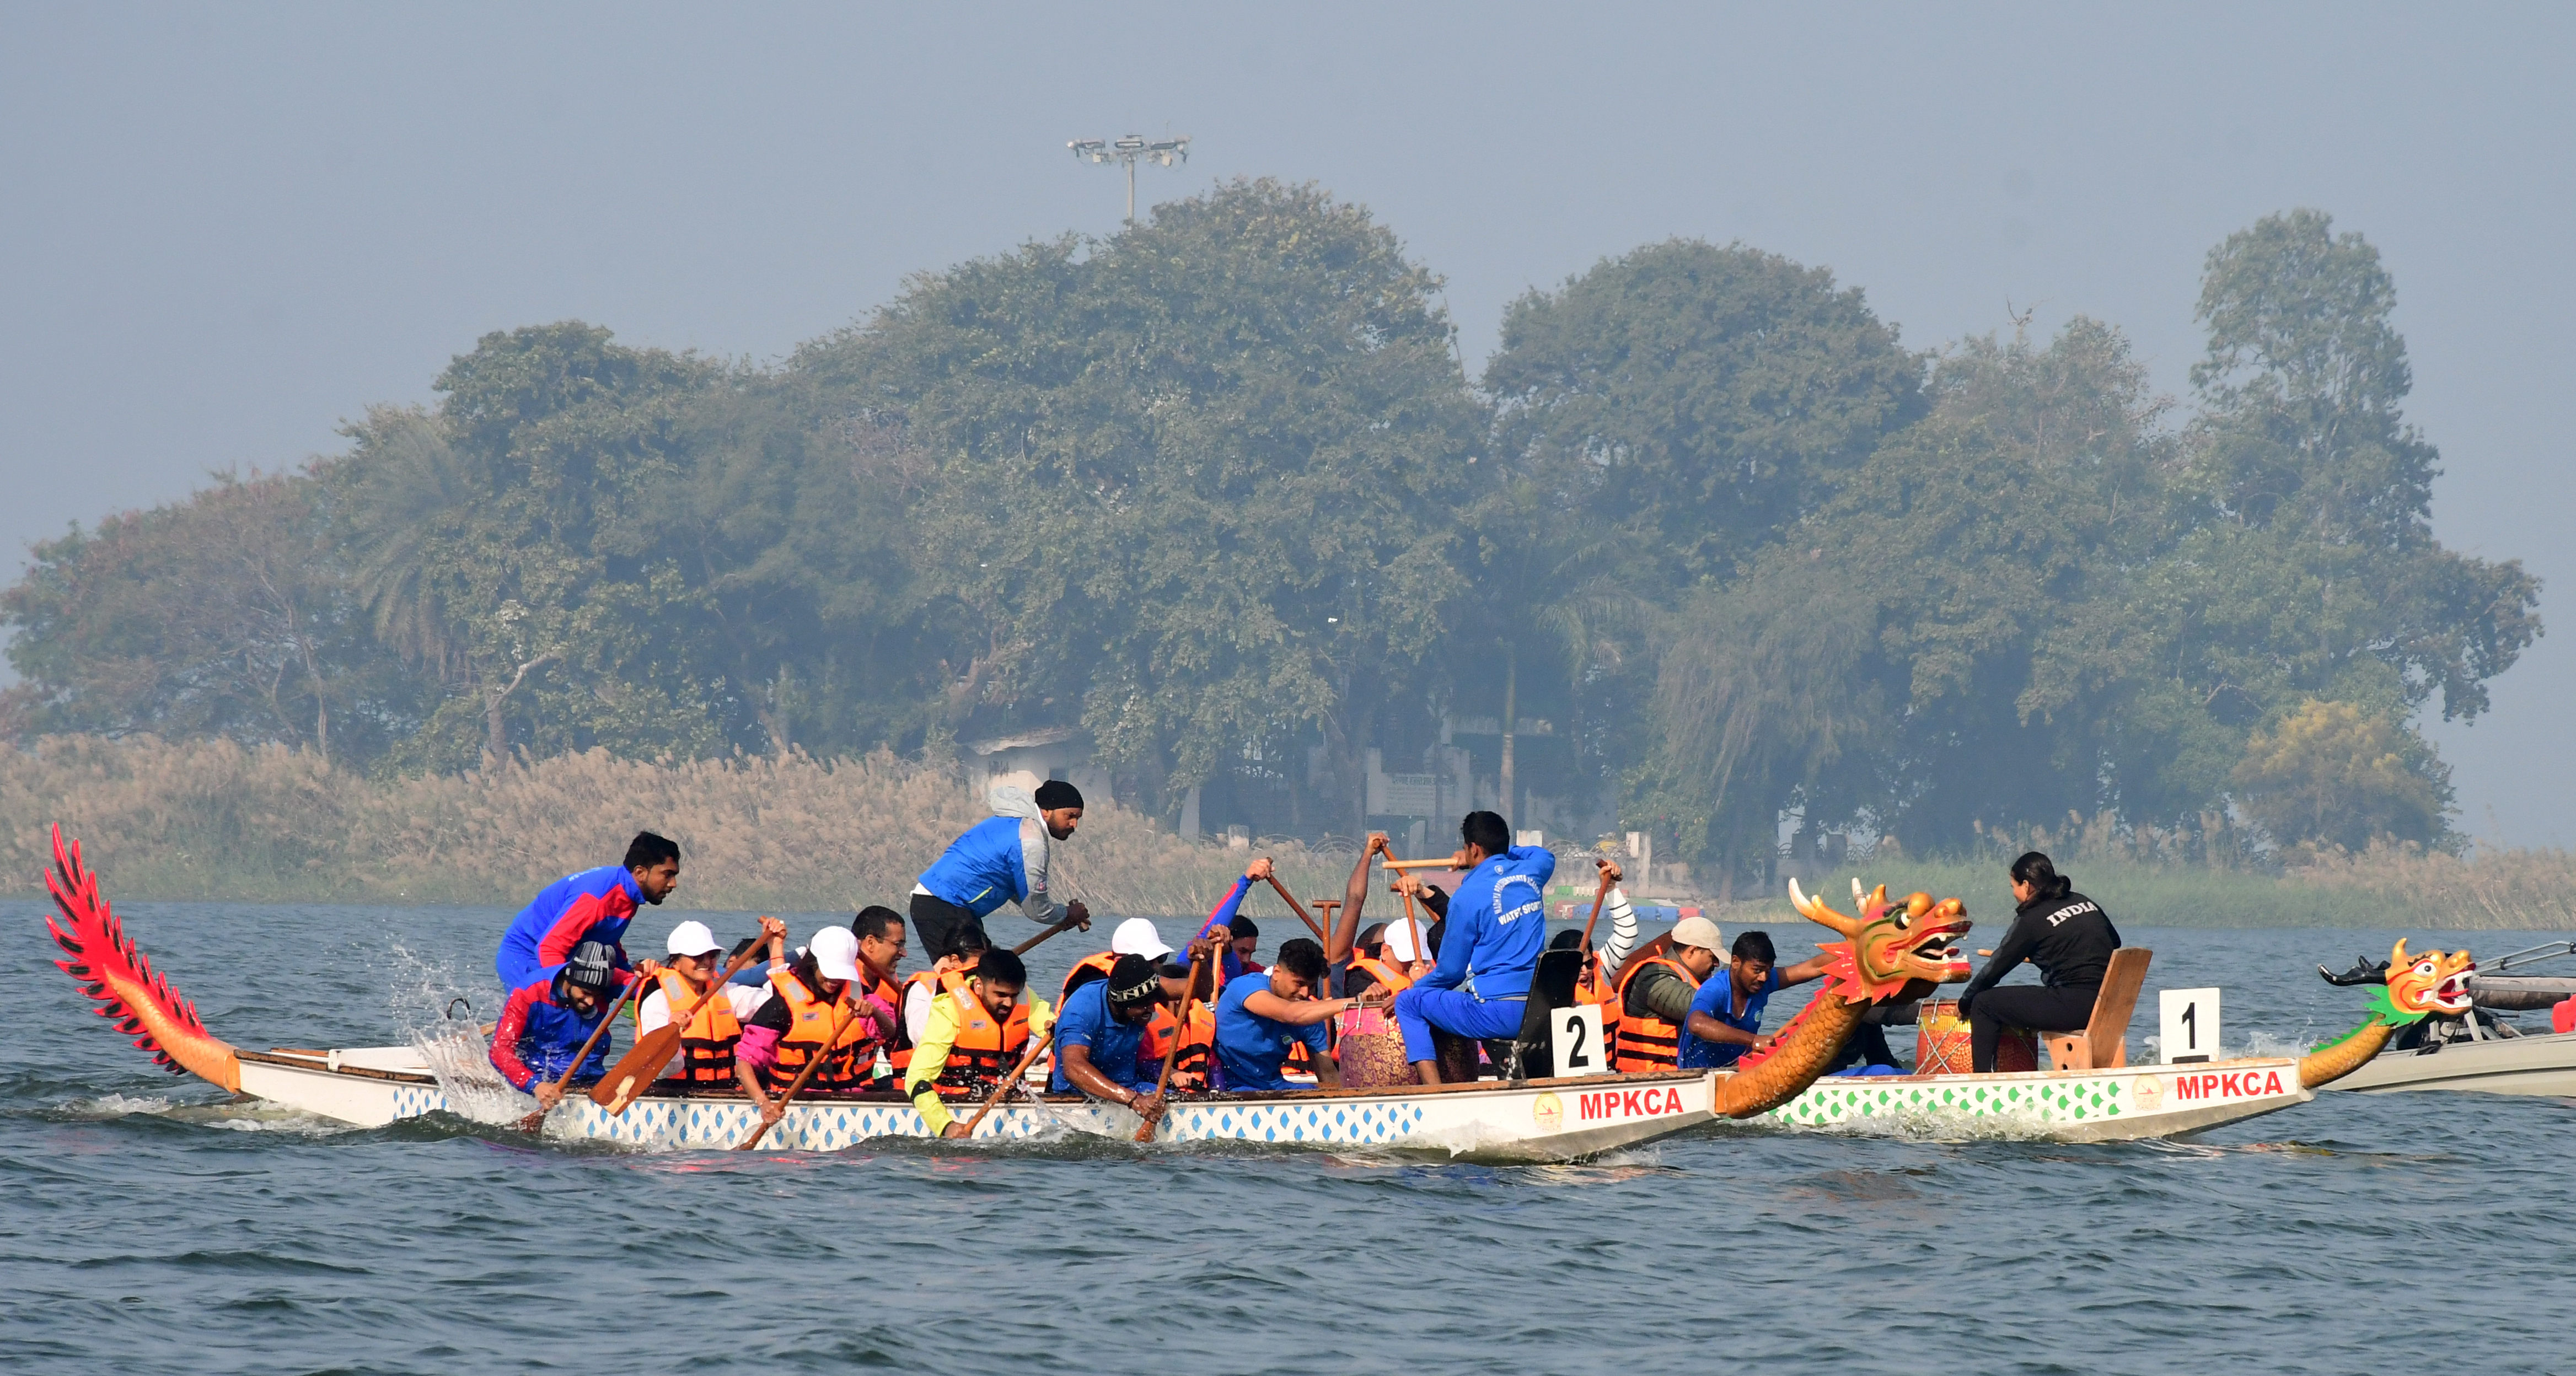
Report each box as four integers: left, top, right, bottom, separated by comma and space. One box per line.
1143, 937, 1229, 1093
906, 949, 1050, 1138
1049, 954, 1170, 1126
493, 831, 680, 991
910, 780, 1091, 960
1677, 931, 1834, 1069
900, 926, 987, 1058
739, 926, 897, 1119
1349, 918, 1429, 999
1610, 916, 1725, 1072
638, 919, 782, 1115
1213, 938, 1376, 1092
852, 905, 909, 1086
1953, 851, 2122, 1073
1226, 917, 1266, 975
1391, 811, 1555, 1085
1062, 917, 1179, 1004
488, 940, 621, 1108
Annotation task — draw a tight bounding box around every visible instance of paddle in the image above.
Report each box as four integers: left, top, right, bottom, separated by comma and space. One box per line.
1013, 914, 1087, 956
516, 974, 646, 1133
1259, 873, 1333, 944
1134, 948, 1210, 1143
591, 938, 768, 1113
956, 1029, 1051, 1139
1576, 862, 1618, 983
733, 991, 862, 1151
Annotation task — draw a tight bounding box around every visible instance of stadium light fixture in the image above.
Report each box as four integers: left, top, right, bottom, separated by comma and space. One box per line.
1067, 133, 1190, 225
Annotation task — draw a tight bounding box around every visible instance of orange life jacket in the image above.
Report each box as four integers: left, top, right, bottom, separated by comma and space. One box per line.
764, 967, 874, 1093
1145, 991, 1219, 1093
927, 983, 1034, 1098
1061, 952, 1117, 1004
654, 968, 742, 1085
1611, 955, 1699, 1073
889, 967, 964, 1075
1348, 955, 1414, 995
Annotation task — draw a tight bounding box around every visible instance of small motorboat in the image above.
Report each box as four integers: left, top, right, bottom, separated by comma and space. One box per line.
2318, 940, 2576, 1097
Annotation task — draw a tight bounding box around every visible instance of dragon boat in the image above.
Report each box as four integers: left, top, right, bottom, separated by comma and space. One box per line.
41, 827, 2440, 1157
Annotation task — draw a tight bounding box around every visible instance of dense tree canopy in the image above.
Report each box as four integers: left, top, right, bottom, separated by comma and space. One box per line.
2, 197, 2539, 868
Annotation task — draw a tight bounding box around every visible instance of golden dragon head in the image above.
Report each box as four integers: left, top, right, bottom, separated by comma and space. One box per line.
1787, 877, 1974, 1003
2375, 938, 2475, 1025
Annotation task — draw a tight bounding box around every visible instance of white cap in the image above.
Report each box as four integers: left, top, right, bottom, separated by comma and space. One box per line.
1110, 917, 1174, 960
1670, 916, 1726, 954
665, 920, 720, 957
810, 926, 863, 983
1383, 922, 1425, 964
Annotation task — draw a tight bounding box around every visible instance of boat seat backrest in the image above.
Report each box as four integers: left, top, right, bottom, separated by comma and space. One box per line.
2044, 947, 2153, 1072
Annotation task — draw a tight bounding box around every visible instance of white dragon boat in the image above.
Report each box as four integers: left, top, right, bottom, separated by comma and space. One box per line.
40, 829, 2441, 1157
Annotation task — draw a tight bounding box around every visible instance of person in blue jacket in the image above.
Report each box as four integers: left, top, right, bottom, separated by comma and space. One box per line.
1049, 954, 1171, 1130
1675, 930, 1835, 1069
488, 941, 623, 1109
1392, 810, 1555, 1084
495, 831, 681, 991
911, 781, 1092, 960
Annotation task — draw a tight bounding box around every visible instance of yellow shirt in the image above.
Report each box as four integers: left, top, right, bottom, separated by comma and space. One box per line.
904, 991, 1052, 1135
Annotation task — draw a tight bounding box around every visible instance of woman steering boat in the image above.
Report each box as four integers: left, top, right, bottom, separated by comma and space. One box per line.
1952, 851, 2121, 1073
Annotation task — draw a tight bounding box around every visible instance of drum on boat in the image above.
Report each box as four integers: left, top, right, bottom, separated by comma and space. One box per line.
1916, 998, 2035, 1074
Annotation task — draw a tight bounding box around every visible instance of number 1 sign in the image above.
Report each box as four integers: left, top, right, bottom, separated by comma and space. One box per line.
2159, 987, 2221, 1064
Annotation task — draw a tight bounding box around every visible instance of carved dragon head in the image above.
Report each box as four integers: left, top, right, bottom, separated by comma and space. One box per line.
2375, 938, 2475, 1025
1787, 877, 1974, 1003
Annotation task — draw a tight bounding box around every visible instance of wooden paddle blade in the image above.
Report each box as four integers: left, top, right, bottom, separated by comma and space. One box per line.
589, 1024, 683, 1109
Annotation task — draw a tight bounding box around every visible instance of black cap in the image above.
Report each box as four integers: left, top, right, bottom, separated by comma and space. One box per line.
1106, 954, 1161, 1009
1035, 779, 1085, 811
562, 940, 617, 995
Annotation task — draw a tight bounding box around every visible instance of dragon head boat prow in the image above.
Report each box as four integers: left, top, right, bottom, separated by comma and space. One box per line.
2298, 937, 2473, 1090
1710, 877, 1972, 1119
1789, 877, 1975, 1001
45, 824, 240, 1092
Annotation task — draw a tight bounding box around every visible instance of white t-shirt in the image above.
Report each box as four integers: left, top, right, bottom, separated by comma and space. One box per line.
638, 982, 769, 1036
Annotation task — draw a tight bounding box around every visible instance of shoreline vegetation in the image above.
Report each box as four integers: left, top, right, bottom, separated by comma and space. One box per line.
6, 734, 2571, 930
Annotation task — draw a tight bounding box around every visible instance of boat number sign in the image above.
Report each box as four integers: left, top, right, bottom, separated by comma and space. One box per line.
1550, 1004, 1607, 1078
2159, 987, 2221, 1064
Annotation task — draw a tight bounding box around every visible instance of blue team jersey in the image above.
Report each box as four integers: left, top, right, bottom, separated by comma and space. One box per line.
1678, 965, 1783, 1069
1212, 974, 1328, 1093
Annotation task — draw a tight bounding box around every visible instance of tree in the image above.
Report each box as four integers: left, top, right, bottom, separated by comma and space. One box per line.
2231, 698, 2451, 853
3, 468, 412, 762
1484, 239, 1925, 587
801, 179, 1484, 832
1814, 318, 2181, 853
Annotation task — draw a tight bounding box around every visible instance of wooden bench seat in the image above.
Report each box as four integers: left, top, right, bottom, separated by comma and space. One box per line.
2043, 948, 2152, 1071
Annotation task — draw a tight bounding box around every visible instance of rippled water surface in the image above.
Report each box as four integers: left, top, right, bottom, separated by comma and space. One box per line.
9, 898, 2574, 1374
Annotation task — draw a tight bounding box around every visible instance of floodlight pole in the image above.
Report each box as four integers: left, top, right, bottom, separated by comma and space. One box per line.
1066, 134, 1191, 227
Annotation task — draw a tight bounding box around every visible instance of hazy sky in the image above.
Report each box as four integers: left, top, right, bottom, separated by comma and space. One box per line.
4, 3, 2569, 845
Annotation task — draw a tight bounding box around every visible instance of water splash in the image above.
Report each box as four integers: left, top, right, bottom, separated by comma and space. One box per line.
385, 942, 533, 1125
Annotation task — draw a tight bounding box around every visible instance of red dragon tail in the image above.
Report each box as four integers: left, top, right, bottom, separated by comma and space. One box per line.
45, 824, 240, 1092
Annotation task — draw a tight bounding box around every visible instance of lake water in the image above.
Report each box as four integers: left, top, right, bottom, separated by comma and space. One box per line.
9, 897, 2574, 1374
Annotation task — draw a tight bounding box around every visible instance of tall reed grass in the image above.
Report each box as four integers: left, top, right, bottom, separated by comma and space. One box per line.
0, 734, 1360, 920
8, 735, 2572, 927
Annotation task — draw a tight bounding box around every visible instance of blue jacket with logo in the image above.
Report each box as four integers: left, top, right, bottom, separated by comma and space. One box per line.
1419, 845, 1555, 1001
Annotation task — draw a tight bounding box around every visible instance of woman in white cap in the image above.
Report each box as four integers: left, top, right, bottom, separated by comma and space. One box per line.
638, 918, 781, 1103
737, 924, 897, 1116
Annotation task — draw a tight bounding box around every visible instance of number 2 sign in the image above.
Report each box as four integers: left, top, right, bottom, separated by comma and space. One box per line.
2159, 987, 2221, 1064
1551, 1004, 1607, 1078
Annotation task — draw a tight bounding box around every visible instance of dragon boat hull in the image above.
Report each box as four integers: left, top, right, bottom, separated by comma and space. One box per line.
1761, 1058, 2312, 1142
2323, 1028, 2576, 1096
229, 1044, 2304, 1151
232, 1048, 1719, 1160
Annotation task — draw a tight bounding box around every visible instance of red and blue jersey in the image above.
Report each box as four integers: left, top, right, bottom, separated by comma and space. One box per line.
495, 865, 643, 991
487, 977, 616, 1091
1193, 875, 1260, 982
